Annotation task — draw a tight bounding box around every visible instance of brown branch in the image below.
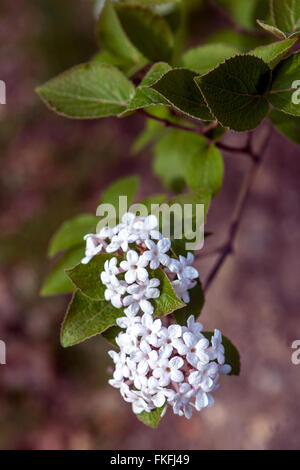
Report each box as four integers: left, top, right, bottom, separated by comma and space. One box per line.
139, 110, 255, 157
203, 124, 273, 291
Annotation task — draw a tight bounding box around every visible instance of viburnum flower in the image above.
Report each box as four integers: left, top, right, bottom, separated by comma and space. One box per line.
108, 313, 231, 419
120, 250, 149, 284
81, 213, 200, 317
140, 238, 171, 269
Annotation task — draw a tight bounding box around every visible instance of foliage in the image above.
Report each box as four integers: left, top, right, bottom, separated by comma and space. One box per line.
37, 0, 300, 427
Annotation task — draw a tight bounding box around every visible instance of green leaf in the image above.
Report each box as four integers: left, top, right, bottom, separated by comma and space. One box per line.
36, 63, 135, 119
195, 55, 272, 131
250, 38, 297, 69
153, 129, 206, 192
61, 290, 122, 347
267, 52, 300, 116
174, 281, 204, 325
126, 62, 171, 112
96, 0, 144, 65
41, 245, 84, 297
102, 326, 122, 346
271, 0, 300, 37
269, 108, 300, 144
66, 254, 119, 301
206, 28, 268, 53
91, 49, 146, 78
203, 332, 240, 376
136, 405, 166, 428
256, 19, 287, 39
48, 214, 98, 258
139, 194, 167, 212
99, 175, 139, 212
186, 143, 224, 196
182, 43, 238, 75
115, 4, 174, 62
151, 68, 213, 121
152, 268, 185, 316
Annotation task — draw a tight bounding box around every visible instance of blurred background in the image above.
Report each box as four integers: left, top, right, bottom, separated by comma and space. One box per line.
1, 0, 300, 450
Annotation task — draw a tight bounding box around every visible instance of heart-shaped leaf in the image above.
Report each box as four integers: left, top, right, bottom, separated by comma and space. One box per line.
61, 290, 122, 347
195, 55, 272, 131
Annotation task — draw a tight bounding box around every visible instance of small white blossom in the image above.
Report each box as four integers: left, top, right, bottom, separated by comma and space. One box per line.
120, 250, 149, 284
169, 253, 199, 282
140, 238, 171, 269
123, 278, 160, 315
81, 234, 103, 264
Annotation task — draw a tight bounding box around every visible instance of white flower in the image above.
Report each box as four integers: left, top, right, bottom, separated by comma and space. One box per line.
133, 214, 160, 240
141, 313, 162, 347
169, 253, 199, 282
123, 278, 160, 315
104, 278, 127, 309
153, 356, 184, 386
100, 257, 120, 285
81, 234, 103, 264
120, 250, 149, 284
108, 314, 231, 418
172, 278, 194, 303
140, 238, 171, 269
209, 329, 225, 365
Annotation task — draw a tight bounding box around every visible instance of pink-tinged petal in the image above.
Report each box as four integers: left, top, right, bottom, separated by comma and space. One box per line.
160, 344, 173, 359
150, 259, 160, 270
152, 319, 162, 333
146, 287, 160, 299
140, 299, 154, 314
137, 360, 149, 376
149, 278, 160, 288
186, 352, 198, 368
183, 332, 197, 348
138, 253, 152, 266
152, 392, 166, 408
183, 266, 199, 279
158, 238, 171, 253
158, 254, 170, 267
137, 267, 148, 282
111, 295, 122, 308
120, 260, 128, 271
145, 239, 156, 250
145, 215, 158, 230
171, 369, 184, 383
168, 324, 182, 339
127, 250, 139, 264
184, 404, 193, 419
125, 269, 137, 284
123, 295, 134, 306
169, 356, 184, 369
172, 338, 188, 355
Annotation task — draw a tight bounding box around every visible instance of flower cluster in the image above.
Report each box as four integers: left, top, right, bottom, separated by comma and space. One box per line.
109, 314, 231, 418
81, 212, 230, 420
81, 212, 199, 315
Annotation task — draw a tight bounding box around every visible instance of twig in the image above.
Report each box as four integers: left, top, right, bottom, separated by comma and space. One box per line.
140, 110, 254, 157
203, 124, 272, 291
139, 109, 209, 136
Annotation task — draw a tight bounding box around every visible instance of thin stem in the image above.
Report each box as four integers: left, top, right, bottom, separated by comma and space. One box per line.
203, 124, 272, 291
140, 110, 255, 157
139, 109, 209, 136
